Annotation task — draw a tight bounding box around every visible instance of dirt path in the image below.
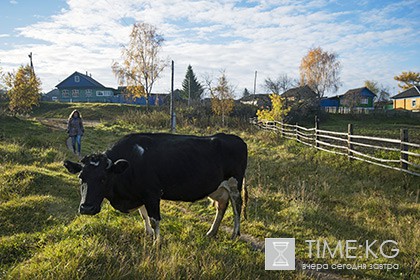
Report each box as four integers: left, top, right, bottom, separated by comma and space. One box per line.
35, 117, 101, 131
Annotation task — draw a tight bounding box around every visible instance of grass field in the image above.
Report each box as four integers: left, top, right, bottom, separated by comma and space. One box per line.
0, 102, 419, 279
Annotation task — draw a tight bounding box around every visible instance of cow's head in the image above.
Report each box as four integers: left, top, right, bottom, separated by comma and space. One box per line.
63, 153, 129, 215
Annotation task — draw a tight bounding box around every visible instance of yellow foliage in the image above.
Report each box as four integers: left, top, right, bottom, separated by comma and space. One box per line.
299, 46, 341, 97
5, 64, 41, 115
256, 94, 290, 121
211, 72, 235, 126
394, 71, 420, 91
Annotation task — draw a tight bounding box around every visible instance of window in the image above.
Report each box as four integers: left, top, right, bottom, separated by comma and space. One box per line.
62, 90, 69, 97
96, 90, 112, 96
412, 99, 417, 108
74, 76, 80, 83
360, 98, 369, 105
85, 89, 92, 97
72, 89, 80, 97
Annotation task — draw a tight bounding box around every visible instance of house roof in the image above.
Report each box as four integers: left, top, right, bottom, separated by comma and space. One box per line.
281, 85, 317, 99
341, 87, 376, 98
391, 85, 420, 99
43, 88, 60, 96
56, 71, 106, 89
321, 95, 340, 100
239, 93, 271, 102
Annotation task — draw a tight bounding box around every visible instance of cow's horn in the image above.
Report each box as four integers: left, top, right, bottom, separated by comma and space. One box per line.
106, 158, 113, 169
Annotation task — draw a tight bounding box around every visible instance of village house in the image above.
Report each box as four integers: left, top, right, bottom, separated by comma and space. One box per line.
391, 85, 420, 111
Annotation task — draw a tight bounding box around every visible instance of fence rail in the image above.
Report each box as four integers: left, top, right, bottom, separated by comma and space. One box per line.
250, 117, 420, 177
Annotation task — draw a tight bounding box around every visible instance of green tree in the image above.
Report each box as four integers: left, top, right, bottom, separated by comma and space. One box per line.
180, 65, 203, 103
299, 47, 342, 98
211, 71, 235, 126
112, 22, 167, 107
4, 64, 41, 115
394, 71, 420, 91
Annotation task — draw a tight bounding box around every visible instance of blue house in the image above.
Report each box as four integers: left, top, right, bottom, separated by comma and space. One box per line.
321, 87, 376, 113
56, 71, 117, 103
54, 71, 165, 105
320, 95, 340, 108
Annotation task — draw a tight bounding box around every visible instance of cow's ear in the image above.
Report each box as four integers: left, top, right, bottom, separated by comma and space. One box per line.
109, 159, 129, 174
64, 160, 83, 174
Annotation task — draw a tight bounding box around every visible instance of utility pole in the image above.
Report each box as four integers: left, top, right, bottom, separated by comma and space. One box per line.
28, 52, 34, 74
253, 70, 257, 96
170, 60, 176, 133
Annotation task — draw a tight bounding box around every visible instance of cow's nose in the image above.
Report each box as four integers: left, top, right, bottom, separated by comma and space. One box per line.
79, 204, 100, 215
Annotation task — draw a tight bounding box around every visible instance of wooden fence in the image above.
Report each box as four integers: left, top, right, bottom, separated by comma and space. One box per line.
250, 117, 420, 177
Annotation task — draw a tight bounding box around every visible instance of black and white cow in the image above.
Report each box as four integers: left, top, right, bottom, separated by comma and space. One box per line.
64, 132, 248, 240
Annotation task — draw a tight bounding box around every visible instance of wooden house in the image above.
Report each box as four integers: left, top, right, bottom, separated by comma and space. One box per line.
391, 85, 420, 111
56, 71, 117, 103
339, 87, 376, 110
53, 71, 164, 105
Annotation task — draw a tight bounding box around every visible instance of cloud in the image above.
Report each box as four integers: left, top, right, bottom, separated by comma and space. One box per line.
9, 0, 18, 4
1, 0, 419, 96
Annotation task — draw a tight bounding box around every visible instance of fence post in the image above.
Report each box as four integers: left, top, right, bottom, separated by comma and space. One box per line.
280, 121, 284, 138
348, 123, 353, 161
296, 123, 299, 141
400, 128, 409, 170
315, 115, 319, 148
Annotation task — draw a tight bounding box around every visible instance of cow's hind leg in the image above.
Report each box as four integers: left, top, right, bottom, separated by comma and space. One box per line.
224, 177, 241, 238
206, 186, 230, 237
139, 205, 154, 236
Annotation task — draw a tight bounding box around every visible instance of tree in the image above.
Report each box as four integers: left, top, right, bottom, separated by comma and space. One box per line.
4, 64, 41, 115
299, 47, 342, 98
180, 65, 203, 103
256, 94, 290, 121
364, 80, 390, 103
394, 71, 420, 91
340, 93, 361, 113
264, 74, 296, 94
211, 71, 235, 126
112, 22, 167, 107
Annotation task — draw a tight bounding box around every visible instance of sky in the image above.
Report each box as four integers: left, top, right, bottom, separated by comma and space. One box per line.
0, 0, 419, 98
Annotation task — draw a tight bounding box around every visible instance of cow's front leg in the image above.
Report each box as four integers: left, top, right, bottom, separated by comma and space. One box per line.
139, 205, 154, 236
144, 199, 162, 242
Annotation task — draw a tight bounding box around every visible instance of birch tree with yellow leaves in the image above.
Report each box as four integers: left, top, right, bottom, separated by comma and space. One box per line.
112, 22, 167, 107
299, 47, 342, 98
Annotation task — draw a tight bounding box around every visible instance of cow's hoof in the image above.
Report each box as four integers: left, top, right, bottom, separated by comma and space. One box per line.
231, 233, 240, 239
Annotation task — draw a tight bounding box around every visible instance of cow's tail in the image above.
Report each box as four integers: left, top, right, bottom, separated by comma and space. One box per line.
241, 176, 249, 220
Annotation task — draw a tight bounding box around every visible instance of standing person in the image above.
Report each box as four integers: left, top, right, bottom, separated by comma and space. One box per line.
67, 110, 84, 158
